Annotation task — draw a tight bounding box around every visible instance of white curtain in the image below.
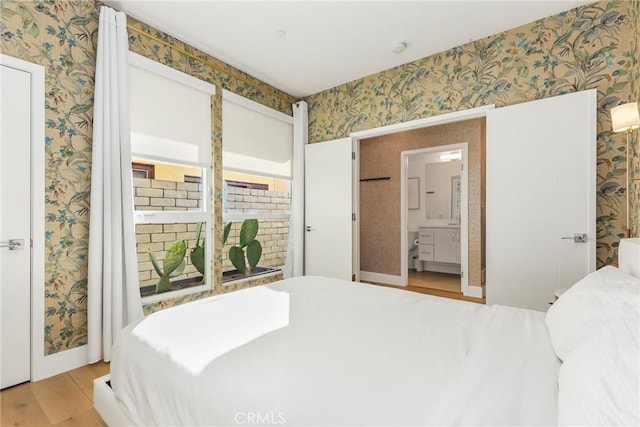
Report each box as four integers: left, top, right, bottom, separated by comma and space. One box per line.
284, 101, 308, 278
87, 6, 143, 363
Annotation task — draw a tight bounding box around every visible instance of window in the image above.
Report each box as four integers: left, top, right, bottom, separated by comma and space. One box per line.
225, 180, 268, 191
129, 52, 215, 300
221, 90, 293, 282
132, 162, 155, 179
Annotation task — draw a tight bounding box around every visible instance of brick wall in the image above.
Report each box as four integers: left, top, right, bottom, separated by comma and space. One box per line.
134, 179, 291, 289
134, 178, 204, 288
136, 222, 203, 288
222, 186, 290, 270
133, 177, 202, 211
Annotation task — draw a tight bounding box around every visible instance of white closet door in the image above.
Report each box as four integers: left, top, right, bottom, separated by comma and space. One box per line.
304, 138, 352, 280
1, 64, 32, 388
486, 89, 596, 311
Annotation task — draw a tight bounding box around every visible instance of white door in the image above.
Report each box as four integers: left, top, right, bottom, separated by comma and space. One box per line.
486, 89, 596, 311
1, 63, 32, 388
304, 138, 353, 280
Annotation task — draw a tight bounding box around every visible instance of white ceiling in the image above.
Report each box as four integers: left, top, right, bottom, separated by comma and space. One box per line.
107, 0, 594, 98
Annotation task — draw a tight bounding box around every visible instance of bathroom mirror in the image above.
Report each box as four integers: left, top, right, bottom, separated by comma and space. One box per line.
408, 177, 419, 210
424, 159, 461, 220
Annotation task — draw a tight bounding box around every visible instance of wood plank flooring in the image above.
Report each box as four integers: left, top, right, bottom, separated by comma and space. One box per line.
365, 270, 485, 304
1, 362, 109, 427
408, 270, 462, 293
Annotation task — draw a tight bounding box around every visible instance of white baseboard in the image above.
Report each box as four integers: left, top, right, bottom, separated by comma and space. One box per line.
465, 285, 484, 298
420, 262, 461, 275
32, 344, 87, 382
360, 271, 404, 286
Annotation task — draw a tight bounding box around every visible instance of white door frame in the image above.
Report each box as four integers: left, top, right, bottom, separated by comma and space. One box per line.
400, 144, 469, 294
1, 54, 87, 382
350, 105, 494, 290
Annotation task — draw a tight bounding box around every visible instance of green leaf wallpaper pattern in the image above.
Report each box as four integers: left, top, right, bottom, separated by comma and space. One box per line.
304, 0, 638, 268
2, 0, 98, 354
1, 0, 293, 355
0, 0, 637, 355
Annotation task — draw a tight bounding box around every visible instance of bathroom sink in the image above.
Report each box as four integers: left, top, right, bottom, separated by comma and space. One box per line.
420, 219, 460, 228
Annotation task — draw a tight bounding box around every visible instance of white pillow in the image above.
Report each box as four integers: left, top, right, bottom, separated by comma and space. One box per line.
545, 266, 640, 361
557, 312, 639, 426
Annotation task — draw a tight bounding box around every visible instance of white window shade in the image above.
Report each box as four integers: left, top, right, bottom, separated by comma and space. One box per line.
222, 91, 293, 179
129, 53, 214, 166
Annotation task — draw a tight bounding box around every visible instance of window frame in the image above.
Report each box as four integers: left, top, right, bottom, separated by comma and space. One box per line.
221, 91, 294, 283
129, 52, 216, 303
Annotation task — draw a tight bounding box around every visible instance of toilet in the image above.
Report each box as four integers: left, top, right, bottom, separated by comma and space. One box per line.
408, 231, 420, 270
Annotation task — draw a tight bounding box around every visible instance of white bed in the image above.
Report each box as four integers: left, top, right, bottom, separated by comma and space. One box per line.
95, 239, 640, 426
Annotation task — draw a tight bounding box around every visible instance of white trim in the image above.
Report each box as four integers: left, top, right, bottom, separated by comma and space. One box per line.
417, 262, 462, 275
290, 101, 307, 278
222, 89, 293, 124
32, 346, 88, 382
352, 138, 360, 281
222, 269, 282, 287
351, 106, 494, 299
129, 51, 216, 95
94, 374, 136, 426
223, 213, 290, 221
0, 55, 68, 382
351, 105, 494, 139
223, 166, 292, 181
130, 152, 209, 169
135, 211, 210, 224
141, 283, 209, 305
586, 89, 597, 274
400, 144, 469, 295
359, 271, 404, 286
466, 285, 483, 298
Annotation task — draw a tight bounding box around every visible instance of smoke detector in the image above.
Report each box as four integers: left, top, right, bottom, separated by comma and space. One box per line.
391, 42, 407, 53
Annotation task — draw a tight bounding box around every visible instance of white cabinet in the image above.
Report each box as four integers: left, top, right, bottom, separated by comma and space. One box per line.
418, 228, 434, 262
434, 228, 460, 263
418, 227, 460, 266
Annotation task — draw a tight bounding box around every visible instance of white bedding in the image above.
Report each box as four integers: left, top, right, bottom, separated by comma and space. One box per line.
111, 276, 560, 426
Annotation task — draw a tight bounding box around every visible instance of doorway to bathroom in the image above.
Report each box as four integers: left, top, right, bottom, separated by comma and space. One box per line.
404, 145, 467, 296
356, 116, 484, 300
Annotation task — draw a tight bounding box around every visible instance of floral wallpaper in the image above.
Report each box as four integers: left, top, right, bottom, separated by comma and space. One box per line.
1, 0, 294, 354
629, 0, 639, 237
305, 0, 638, 267
1, 0, 97, 355
1, 0, 637, 356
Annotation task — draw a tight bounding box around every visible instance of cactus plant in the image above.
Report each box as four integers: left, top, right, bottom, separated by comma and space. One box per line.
149, 240, 186, 293
227, 219, 262, 274
190, 222, 205, 281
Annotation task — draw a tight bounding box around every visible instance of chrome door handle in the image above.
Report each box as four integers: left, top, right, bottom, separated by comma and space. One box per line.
0, 239, 25, 250
561, 233, 587, 243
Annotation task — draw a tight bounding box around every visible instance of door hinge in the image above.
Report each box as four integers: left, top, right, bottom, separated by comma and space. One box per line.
352, 213, 356, 221
352, 152, 356, 160
461, 163, 464, 171
461, 271, 464, 278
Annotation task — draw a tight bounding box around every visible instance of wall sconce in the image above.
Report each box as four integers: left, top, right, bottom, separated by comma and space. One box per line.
611, 101, 640, 237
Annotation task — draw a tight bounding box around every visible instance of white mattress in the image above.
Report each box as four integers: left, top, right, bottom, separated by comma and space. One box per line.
111, 276, 560, 426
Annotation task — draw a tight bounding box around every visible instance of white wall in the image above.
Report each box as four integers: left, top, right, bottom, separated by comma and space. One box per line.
407, 152, 461, 231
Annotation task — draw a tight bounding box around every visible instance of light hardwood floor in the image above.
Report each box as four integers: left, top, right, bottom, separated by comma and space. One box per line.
1, 362, 109, 426
407, 270, 462, 293
365, 270, 485, 304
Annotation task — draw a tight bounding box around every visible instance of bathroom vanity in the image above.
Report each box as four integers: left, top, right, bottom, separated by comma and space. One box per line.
417, 223, 461, 274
